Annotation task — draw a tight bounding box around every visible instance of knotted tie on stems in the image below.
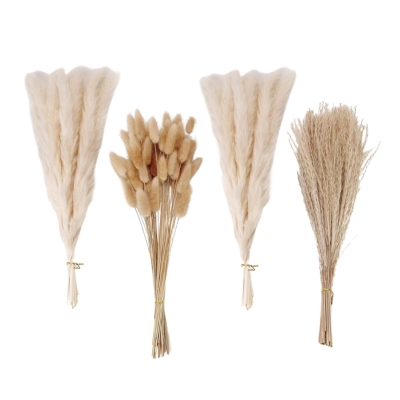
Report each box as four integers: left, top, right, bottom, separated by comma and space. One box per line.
66, 262, 83, 308
241, 263, 258, 272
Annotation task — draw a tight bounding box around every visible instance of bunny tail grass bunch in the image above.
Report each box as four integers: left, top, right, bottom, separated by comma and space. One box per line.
200, 68, 296, 309
25, 66, 119, 308
290, 103, 376, 346
110, 110, 202, 358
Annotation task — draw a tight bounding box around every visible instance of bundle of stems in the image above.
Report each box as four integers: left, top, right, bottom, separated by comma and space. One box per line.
110, 110, 202, 358
201, 69, 296, 309
25, 67, 119, 308
290, 103, 376, 346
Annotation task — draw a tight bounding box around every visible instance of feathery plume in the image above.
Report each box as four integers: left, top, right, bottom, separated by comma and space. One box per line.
200, 68, 296, 309
26, 66, 119, 308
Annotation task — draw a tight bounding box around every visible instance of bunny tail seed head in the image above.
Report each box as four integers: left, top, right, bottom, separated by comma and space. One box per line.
121, 178, 137, 207
178, 137, 192, 163
175, 185, 192, 217
149, 176, 160, 212
143, 136, 152, 165
163, 112, 171, 124
176, 161, 192, 193
120, 130, 130, 152
158, 154, 168, 181
191, 157, 203, 179
172, 114, 182, 124
158, 126, 167, 152
128, 134, 143, 169
167, 150, 178, 176
134, 109, 146, 141
127, 114, 135, 142
172, 161, 181, 180
148, 117, 160, 143
175, 122, 185, 149
138, 164, 150, 183
164, 118, 172, 131
187, 139, 197, 161
185, 117, 196, 134
126, 160, 143, 190
136, 188, 151, 217
164, 123, 178, 155
110, 152, 128, 178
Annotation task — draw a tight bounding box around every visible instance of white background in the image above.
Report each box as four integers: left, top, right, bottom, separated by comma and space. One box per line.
0, 1, 398, 399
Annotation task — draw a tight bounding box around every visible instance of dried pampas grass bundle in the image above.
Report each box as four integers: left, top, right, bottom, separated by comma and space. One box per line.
110, 110, 202, 358
25, 66, 119, 308
290, 103, 377, 346
200, 68, 296, 309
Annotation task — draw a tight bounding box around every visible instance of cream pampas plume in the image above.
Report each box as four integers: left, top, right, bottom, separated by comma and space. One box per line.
25, 66, 119, 308
110, 110, 202, 358
290, 103, 377, 346
200, 68, 296, 309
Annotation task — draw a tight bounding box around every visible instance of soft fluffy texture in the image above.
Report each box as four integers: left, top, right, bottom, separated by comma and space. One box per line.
25, 66, 119, 308
200, 68, 296, 309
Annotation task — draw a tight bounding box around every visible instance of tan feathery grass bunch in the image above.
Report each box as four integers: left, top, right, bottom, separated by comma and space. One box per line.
110, 110, 202, 358
290, 103, 377, 346
201, 69, 296, 309
25, 67, 119, 308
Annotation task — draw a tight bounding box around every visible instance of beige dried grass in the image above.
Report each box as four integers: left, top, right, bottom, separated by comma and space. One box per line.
110, 111, 201, 358
290, 103, 377, 346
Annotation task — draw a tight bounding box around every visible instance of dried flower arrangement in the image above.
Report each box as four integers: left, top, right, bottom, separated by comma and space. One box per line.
25, 67, 119, 308
110, 110, 202, 358
290, 103, 377, 346
200, 69, 296, 309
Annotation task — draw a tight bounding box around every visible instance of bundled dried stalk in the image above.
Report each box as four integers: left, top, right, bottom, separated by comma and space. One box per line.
201, 69, 296, 309
25, 67, 119, 308
110, 110, 202, 358
290, 103, 376, 346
